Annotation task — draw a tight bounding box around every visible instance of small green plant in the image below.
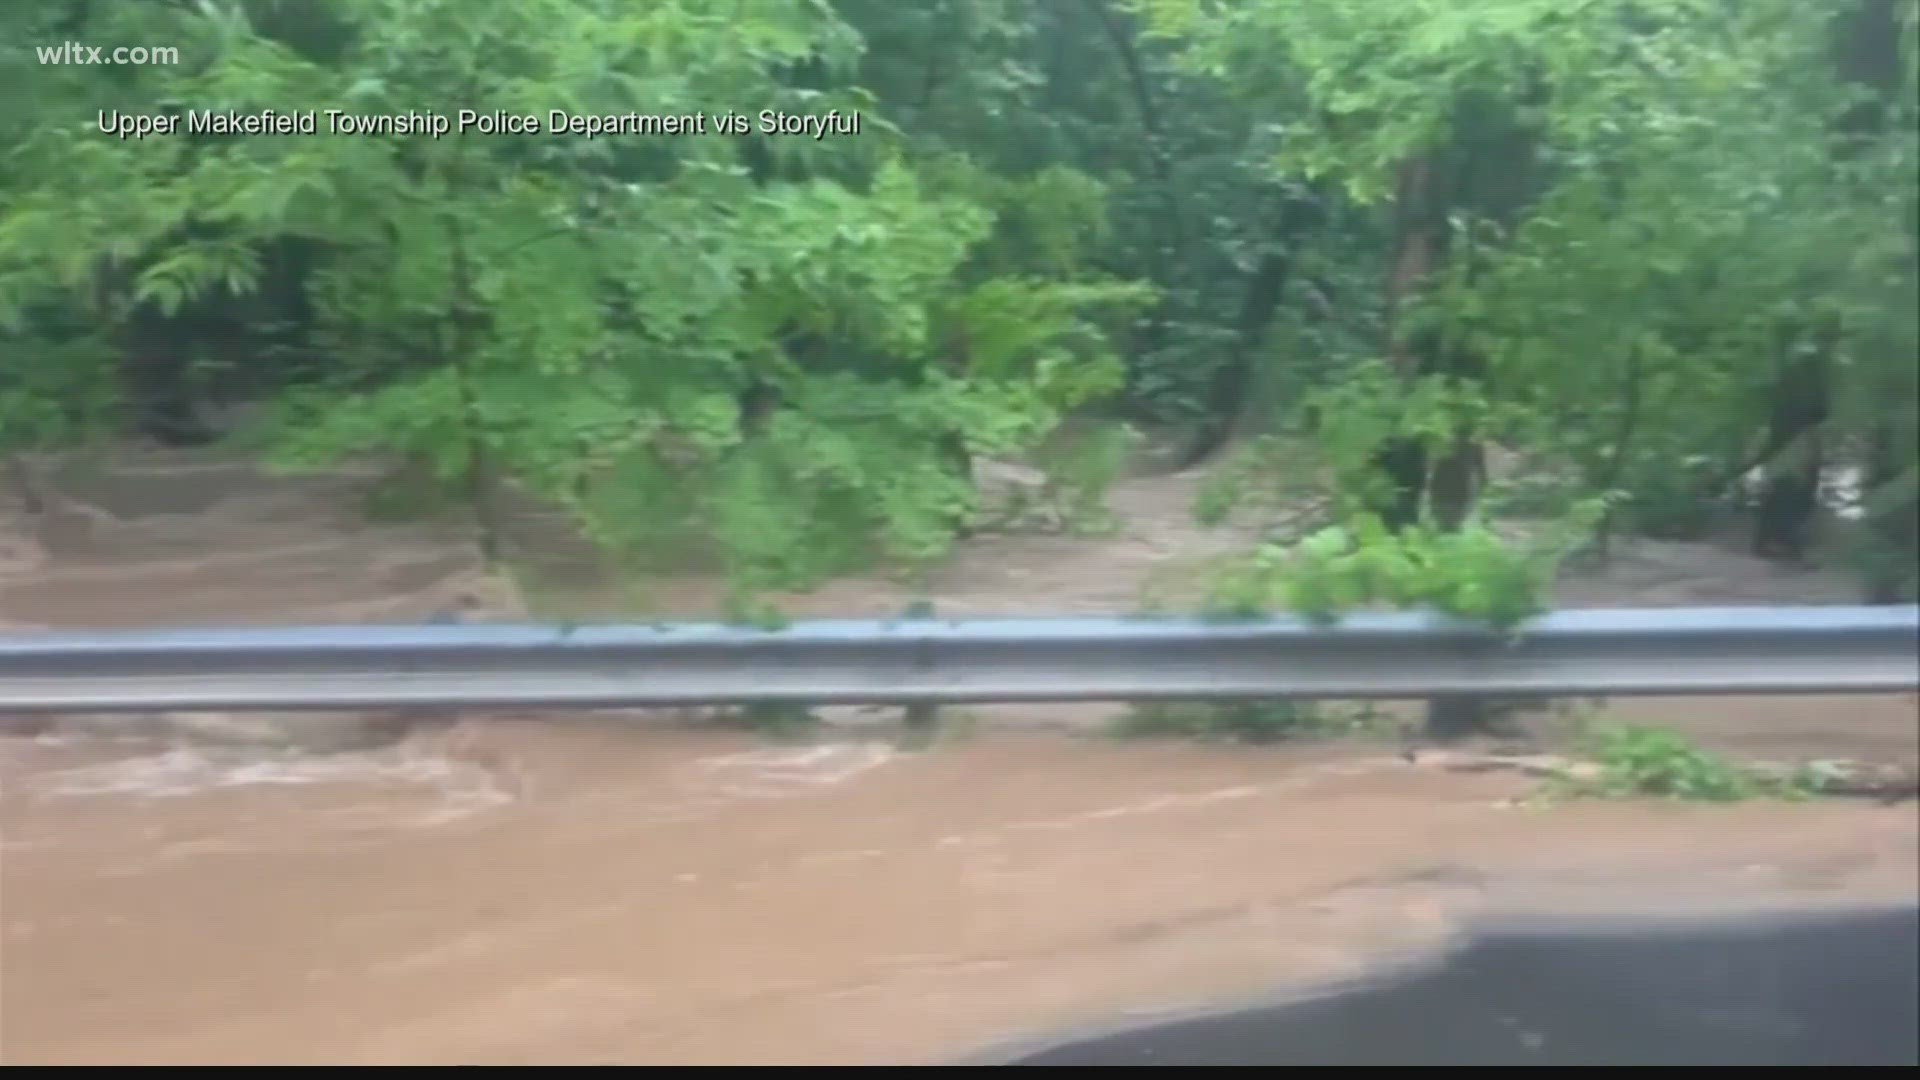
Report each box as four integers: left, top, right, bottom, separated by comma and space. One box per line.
1200, 513, 1577, 629
1549, 724, 1823, 802
1110, 699, 1393, 744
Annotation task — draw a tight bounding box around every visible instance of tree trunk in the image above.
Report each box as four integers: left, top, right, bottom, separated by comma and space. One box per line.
1832, 0, 1916, 601
444, 215, 503, 568
1374, 437, 1429, 533
1590, 340, 1647, 562
1861, 425, 1917, 602
1171, 192, 1310, 470
1082, 0, 1188, 422
1751, 324, 1833, 563
915, 1, 952, 113
1081, 0, 1185, 259
1376, 155, 1486, 741
1427, 435, 1482, 532
121, 306, 216, 447
1373, 157, 1442, 531
1425, 698, 1492, 742
1766, 0, 1880, 560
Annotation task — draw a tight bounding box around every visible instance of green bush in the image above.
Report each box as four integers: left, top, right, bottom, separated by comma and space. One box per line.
1551, 725, 1821, 802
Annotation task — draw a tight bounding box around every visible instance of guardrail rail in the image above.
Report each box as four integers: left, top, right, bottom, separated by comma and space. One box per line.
0, 605, 1913, 712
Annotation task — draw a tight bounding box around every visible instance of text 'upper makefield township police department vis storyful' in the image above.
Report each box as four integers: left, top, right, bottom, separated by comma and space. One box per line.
97, 108, 862, 141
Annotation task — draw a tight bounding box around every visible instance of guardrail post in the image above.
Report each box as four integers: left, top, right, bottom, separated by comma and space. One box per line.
901, 599, 941, 746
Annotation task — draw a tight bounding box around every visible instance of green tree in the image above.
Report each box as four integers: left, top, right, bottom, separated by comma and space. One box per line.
1, 0, 1147, 604
1150, 0, 1919, 734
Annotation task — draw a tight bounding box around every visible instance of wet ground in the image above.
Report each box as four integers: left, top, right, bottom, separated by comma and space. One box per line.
0, 448, 1915, 1064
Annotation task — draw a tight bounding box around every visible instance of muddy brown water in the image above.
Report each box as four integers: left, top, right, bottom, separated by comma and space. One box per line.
3, 724, 1916, 1066
1, 450, 1916, 1064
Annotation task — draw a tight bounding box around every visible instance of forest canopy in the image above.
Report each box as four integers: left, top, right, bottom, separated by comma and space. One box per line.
2, 0, 1915, 614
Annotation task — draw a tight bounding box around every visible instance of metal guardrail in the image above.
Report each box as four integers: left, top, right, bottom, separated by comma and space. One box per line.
0, 605, 1913, 713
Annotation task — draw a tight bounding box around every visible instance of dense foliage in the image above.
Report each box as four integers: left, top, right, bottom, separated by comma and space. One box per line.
3, 0, 1915, 630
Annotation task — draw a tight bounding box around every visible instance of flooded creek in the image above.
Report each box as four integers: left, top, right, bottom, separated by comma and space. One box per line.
2, 720, 1913, 1065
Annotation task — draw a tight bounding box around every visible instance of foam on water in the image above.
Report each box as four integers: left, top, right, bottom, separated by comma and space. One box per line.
684, 742, 899, 799
26, 741, 516, 826
11, 736, 901, 850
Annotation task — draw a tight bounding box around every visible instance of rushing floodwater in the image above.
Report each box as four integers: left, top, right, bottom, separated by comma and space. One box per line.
2, 719, 1914, 1065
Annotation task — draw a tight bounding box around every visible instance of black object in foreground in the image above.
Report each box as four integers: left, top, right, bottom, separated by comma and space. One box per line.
1001, 907, 1919, 1066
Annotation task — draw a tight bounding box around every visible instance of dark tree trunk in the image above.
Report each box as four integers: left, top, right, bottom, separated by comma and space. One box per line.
1831, 0, 1917, 601
1427, 435, 1483, 532
1373, 157, 1443, 531
1375, 437, 1429, 533
1171, 192, 1312, 470
915, 0, 952, 113
1425, 698, 1492, 742
1417, 337, 1493, 741
1752, 324, 1834, 563
121, 306, 216, 447
1081, 0, 1185, 259
1591, 341, 1647, 561
258, 236, 326, 389
1383, 92, 1544, 741
1860, 425, 1917, 603
1833, 0, 1903, 144
1425, 331, 1491, 534
444, 214, 503, 568
739, 375, 781, 432
1082, 0, 1188, 421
